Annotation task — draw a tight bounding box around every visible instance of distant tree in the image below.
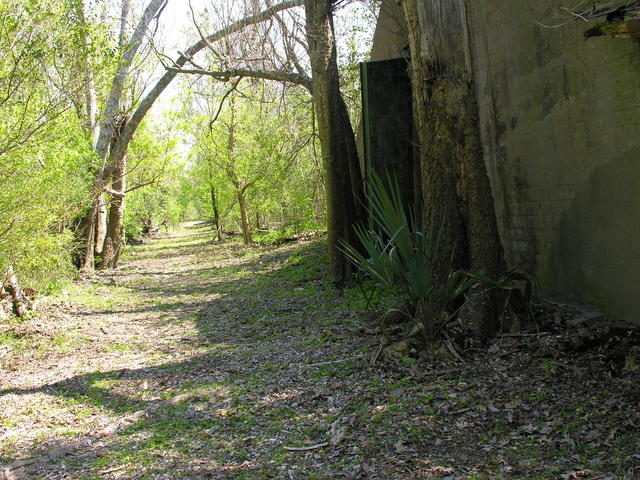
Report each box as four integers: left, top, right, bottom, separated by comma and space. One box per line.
191, 81, 312, 244
74, 0, 311, 269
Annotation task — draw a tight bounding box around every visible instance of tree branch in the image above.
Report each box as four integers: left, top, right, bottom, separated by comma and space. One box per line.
210, 77, 243, 129
125, 0, 304, 146
166, 66, 311, 90
95, 0, 168, 161
104, 187, 125, 198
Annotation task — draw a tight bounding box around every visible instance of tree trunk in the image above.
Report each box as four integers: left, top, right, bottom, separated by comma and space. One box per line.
210, 185, 223, 241
99, 150, 126, 270
80, 202, 98, 271
237, 189, 252, 244
4, 265, 29, 318
95, 193, 107, 254
78, 0, 167, 272
304, 0, 365, 287
402, 0, 504, 343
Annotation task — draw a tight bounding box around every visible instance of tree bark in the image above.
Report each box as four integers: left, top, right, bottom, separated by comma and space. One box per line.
4, 266, 29, 318
210, 185, 223, 241
237, 189, 252, 244
95, 193, 107, 254
80, 202, 97, 271
402, 0, 504, 343
304, 0, 365, 287
98, 151, 126, 270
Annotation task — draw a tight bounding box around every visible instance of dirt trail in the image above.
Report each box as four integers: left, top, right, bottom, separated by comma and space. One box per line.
1, 223, 638, 480
0, 223, 376, 479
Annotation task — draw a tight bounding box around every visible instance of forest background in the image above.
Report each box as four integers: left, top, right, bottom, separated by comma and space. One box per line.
0, 0, 377, 298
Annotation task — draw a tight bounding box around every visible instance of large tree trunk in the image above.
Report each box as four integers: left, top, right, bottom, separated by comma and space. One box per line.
99, 114, 129, 270
304, 0, 365, 287
78, 0, 167, 272
99, 152, 126, 270
402, 0, 504, 343
237, 189, 252, 245
80, 202, 98, 271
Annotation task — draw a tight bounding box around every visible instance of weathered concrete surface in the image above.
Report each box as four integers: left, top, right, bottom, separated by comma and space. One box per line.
370, 2, 640, 323
369, 0, 406, 61
466, 2, 640, 323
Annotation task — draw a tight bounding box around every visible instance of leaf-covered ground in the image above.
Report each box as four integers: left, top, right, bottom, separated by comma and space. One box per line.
1, 222, 638, 479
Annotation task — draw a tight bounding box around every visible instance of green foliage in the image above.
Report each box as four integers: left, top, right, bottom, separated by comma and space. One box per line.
123, 119, 186, 239
0, 0, 120, 290
0, 1, 152, 291
341, 173, 535, 338
339, 172, 442, 316
0, 111, 92, 291
182, 80, 325, 239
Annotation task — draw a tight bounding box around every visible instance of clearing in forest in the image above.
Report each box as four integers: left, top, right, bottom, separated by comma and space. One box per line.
0, 223, 638, 479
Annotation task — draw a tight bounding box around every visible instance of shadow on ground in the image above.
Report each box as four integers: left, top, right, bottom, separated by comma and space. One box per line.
2, 223, 639, 480
0, 223, 377, 479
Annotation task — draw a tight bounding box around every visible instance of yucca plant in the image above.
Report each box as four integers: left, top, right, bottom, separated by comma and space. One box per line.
341, 172, 536, 342
339, 171, 442, 324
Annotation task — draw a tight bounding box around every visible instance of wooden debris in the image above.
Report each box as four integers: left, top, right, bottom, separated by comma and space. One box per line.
306, 357, 357, 368
98, 464, 131, 475
442, 331, 465, 363
369, 340, 384, 366
4, 266, 30, 318
283, 442, 329, 451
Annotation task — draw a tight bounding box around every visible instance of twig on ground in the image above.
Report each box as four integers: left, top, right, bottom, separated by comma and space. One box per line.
370, 340, 384, 366
450, 407, 472, 415
501, 332, 551, 338
499, 347, 523, 358
442, 331, 465, 363
283, 442, 329, 451
306, 357, 358, 368
98, 464, 131, 475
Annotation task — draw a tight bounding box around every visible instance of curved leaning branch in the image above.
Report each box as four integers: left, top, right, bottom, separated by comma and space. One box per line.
123, 0, 305, 148
95, 0, 168, 162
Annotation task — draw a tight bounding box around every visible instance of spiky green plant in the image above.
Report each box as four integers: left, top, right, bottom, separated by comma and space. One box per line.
340, 172, 536, 340
339, 172, 442, 320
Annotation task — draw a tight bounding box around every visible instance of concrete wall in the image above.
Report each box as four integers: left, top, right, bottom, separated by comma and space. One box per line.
369, 1, 407, 61
466, 2, 640, 323
370, 2, 640, 323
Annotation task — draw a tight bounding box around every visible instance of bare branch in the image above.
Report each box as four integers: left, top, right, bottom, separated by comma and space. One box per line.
127, 0, 304, 143
538, 0, 640, 28
210, 77, 243, 128
166, 66, 311, 90
104, 187, 125, 198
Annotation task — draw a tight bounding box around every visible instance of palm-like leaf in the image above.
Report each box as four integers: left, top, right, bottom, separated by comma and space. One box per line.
339, 171, 442, 310
340, 172, 534, 338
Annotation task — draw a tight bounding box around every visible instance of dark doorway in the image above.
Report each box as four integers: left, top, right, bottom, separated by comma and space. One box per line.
360, 57, 417, 214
